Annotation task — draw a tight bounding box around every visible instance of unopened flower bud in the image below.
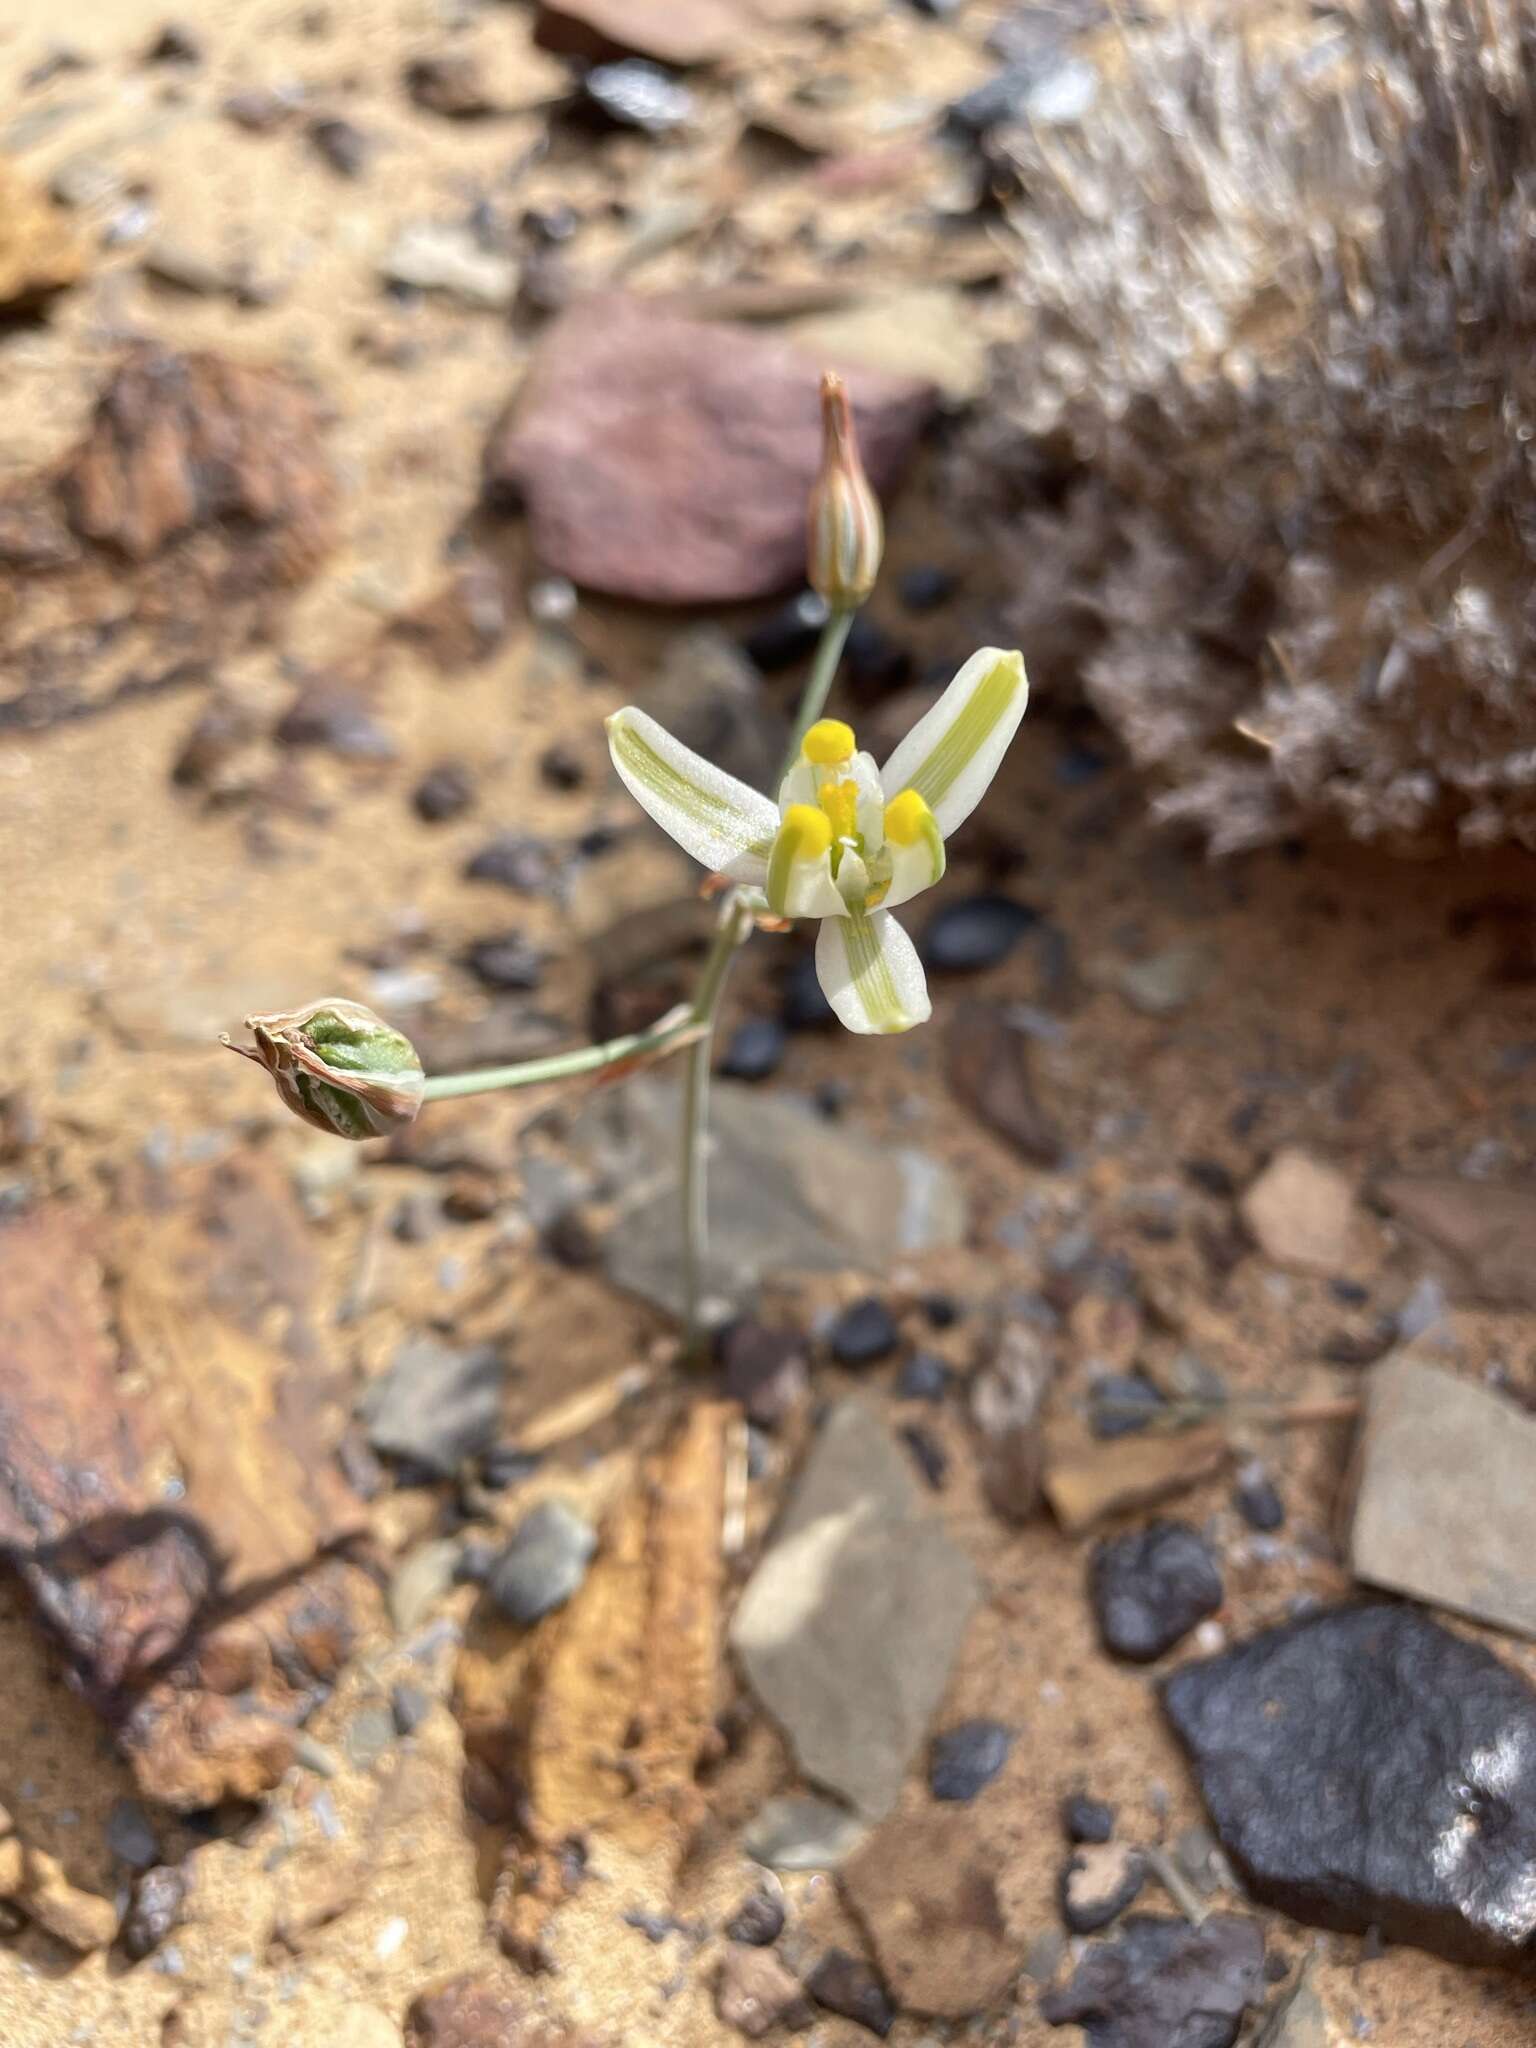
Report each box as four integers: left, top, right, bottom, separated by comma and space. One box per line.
221, 999, 424, 1140
807, 370, 883, 610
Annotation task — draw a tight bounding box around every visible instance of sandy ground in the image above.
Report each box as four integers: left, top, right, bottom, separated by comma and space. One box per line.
4, 3, 1536, 2045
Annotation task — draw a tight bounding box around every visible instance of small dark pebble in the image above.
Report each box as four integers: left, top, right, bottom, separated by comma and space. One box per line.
1062, 1793, 1115, 1844
524, 202, 581, 244
902, 1422, 947, 1490
146, 21, 201, 62
487, 1499, 597, 1624
623, 1907, 674, 1944
897, 564, 958, 611
224, 85, 299, 131
413, 761, 475, 822
1090, 1520, 1224, 1663
575, 824, 619, 859
718, 1016, 786, 1082
897, 1350, 950, 1402
828, 1295, 900, 1367
805, 1949, 894, 2038
274, 684, 394, 759
463, 832, 555, 893
1321, 1319, 1396, 1367
1088, 1373, 1166, 1440
781, 951, 836, 1031
1233, 1472, 1285, 1533
923, 1291, 960, 1330
480, 1444, 542, 1489
744, 1423, 771, 1480
121, 1865, 188, 1962
541, 1207, 600, 1268
464, 931, 544, 991
390, 1681, 431, 1735
930, 1718, 1013, 1801
1329, 1277, 1370, 1305
308, 115, 371, 177
741, 590, 828, 672
719, 1320, 808, 1430
582, 59, 693, 134
922, 892, 1040, 973
106, 1798, 159, 1871
842, 615, 911, 698
814, 1078, 851, 1118
453, 1537, 499, 1586
1183, 1157, 1237, 1198
725, 1886, 785, 1948
539, 740, 586, 789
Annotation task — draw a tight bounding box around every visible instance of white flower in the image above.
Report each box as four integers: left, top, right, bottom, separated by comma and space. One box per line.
606, 647, 1029, 1035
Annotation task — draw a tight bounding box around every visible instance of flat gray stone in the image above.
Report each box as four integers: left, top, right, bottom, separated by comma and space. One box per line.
1349, 1355, 1536, 1638
730, 1398, 979, 1821
360, 1336, 505, 1476
487, 1498, 597, 1624
742, 1793, 867, 1871
524, 1080, 966, 1324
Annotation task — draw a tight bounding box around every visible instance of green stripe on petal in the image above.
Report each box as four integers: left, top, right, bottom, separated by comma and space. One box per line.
878, 648, 1028, 839
815, 907, 931, 1035
607, 708, 780, 881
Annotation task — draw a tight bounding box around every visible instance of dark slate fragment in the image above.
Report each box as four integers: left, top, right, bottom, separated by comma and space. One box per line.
1088, 1373, 1166, 1440
805, 1948, 894, 2038
1163, 1602, 1536, 1969
1090, 1521, 1222, 1663
923, 894, 1040, 973
1039, 1912, 1264, 2047
930, 1718, 1013, 1801
718, 1016, 786, 1083
463, 930, 545, 991
781, 949, 836, 1031
898, 564, 958, 611
741, 591, 828, 672
898, 1350, 951, 1402
829, 1296, 900, 1367
359, 1337, 504, 1477
1233, 1470, 1285, 1532
725, 1885, 785, 1947
1062, 1792, 1114, 1844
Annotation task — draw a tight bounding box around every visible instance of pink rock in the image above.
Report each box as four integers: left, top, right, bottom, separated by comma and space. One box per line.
483, 294, 935, 605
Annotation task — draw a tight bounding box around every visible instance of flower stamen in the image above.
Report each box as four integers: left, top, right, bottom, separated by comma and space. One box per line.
802, 718, 856, 768
766, 802, 834, 915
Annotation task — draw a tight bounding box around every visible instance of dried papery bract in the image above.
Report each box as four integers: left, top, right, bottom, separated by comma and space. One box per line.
807, 371, 883, 612
221, 999, 424, 1139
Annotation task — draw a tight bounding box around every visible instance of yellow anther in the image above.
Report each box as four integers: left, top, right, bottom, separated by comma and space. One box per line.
883, 787, 935, 846
818, 779, 859, 842
767, 804, 833, 916
802, 718, 856, 768
781, 802, 833, 859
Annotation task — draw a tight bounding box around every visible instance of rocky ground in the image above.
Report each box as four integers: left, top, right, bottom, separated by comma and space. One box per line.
4, 2, 1536, 2045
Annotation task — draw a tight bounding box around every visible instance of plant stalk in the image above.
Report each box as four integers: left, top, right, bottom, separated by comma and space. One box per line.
781, 606, 855, 783
679, 892, 752, 1360
421, 1010, 706, 1100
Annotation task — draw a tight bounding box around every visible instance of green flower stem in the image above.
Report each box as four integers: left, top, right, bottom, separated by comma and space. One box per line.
780, 606, 855, 784
420, 1012, 705, 1100
679, 891, 752, 1361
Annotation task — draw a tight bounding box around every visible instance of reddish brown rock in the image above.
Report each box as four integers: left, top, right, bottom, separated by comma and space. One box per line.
59, 342, 337, 576
946, 1000, 1063, 1167
0, 1208, 213, 1701
841, 1810, 1024, 2018
0, 1173, 374, 1808
1376, 1173, 1536, 1308
405, 1972, 600, 2047
0, 157, 86, 314
483, 295, 934, 604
